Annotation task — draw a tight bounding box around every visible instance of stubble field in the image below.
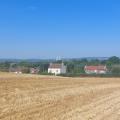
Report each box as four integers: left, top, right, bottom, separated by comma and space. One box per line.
0, 72, 120, 120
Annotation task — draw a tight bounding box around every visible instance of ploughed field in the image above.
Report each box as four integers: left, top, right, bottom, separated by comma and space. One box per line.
0, 73, 120, 120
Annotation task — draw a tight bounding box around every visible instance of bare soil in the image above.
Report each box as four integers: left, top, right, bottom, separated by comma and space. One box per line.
0, 73, 120, 120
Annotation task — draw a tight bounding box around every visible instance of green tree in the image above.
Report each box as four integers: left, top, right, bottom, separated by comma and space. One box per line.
111, 66, 120, 74
107, 56, 120, 65
67, 63, 74, 73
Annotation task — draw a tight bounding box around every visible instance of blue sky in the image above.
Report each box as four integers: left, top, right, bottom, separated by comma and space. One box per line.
0, 0, 120, 59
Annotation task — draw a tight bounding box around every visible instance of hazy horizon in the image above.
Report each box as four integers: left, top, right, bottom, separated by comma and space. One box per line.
0, 56, 117, 60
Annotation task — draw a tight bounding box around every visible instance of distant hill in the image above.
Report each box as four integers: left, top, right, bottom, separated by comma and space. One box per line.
0, 57, 109, 63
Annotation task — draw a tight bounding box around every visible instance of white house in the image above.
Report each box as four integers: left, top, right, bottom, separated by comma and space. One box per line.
48, 63, 67, 75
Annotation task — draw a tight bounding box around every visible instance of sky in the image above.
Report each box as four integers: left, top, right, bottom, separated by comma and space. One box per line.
0, 0, 120, 59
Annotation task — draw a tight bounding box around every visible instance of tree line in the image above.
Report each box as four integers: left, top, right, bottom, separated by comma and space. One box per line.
0, 56, 120, 75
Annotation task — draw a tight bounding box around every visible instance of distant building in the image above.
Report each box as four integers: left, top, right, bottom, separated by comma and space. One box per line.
84, 65, 107, 74
9, 67, 22, 74
48, 63, 67, 75
30, 68, 40, 74
9, 66, 30, 74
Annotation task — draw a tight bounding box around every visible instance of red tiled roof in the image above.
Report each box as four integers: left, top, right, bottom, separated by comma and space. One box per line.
85, 66, 107, 71
49, 63, 62, 69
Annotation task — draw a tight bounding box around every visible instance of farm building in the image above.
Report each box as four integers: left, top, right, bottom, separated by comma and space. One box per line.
30, 68, 40, 74
9, 66, 30, 74
9, 67, 22, 74
84, 65, 107, 74
48, 63, 67, 75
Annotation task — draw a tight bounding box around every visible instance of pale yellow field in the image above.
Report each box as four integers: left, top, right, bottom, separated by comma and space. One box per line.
0, 73, 120, 120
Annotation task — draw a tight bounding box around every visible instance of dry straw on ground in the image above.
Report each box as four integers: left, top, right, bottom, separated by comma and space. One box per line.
0, 72, 120, 120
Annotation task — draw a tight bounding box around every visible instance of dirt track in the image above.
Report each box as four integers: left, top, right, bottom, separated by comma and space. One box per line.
0, 73, 120, 120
